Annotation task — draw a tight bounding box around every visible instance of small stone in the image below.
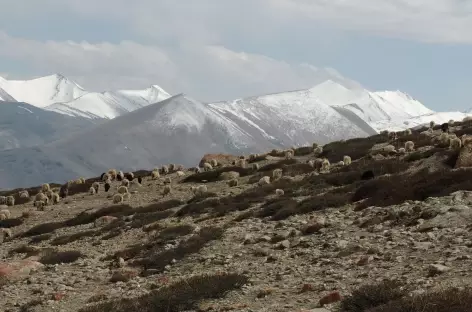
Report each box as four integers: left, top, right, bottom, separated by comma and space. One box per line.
357, 255, 373, 266
319, 291, 342, 306
277, 240, 290, 249
428, 264, 450, 276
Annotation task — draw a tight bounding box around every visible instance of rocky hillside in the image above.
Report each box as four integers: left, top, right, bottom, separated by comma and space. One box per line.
2, 119, 472, 312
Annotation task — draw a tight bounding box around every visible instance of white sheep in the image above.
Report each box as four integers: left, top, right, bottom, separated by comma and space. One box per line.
343, 155, 352, 165
258, 176, 271, 186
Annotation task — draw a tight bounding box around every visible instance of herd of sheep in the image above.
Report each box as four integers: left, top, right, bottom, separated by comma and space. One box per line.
2, 117, 472, 235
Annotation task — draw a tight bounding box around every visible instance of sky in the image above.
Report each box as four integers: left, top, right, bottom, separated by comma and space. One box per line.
0, 0, 471, 110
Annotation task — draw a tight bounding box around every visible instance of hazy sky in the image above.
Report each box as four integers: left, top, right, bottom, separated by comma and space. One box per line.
0, 0, 471, 110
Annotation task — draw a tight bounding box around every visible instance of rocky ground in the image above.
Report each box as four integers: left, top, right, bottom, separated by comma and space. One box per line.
2, 121, 472, 312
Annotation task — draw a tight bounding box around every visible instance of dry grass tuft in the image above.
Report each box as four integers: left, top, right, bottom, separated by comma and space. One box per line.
338, 280, 407, 312
79, 272, 248, 312
39, 250, 85, 265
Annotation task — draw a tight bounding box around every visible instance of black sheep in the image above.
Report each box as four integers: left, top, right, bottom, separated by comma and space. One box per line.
104, 182, 111, 192
124, 173, 134, 181
59, 183, 69, 198
100, 172, 106, 181
441, 122, 449, 133
137, 176, 142, 184
361, 170, 375, 180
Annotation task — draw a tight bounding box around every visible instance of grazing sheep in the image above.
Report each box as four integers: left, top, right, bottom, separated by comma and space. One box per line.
137, 177, 143, 184
252, 163, 260, 170
450, 137, 462, 150
100, 172, 106, 181
249, 154, 257, 161
121, 178, 130, 187
321, 159, 330, 172
203, 162, 213, 171
117, 186, 128, 194
116, 171, 124, 181
113, 194, 123, 204
104, 182, 111, 192
123, 192, 131, 200
463, 116, 472, 122
307, 160, 315, 168
89, 187, 96, 195
0, 213, 7, 221
439, 132, 450, 145
176, 171, 185, 177
163, 185, 171, 196
35, 200, 47, 211
19, 190, 29, 198
449, 119, 455, 125
124, 172, 134, 181
383, 145, 396, 152
108, 169, 117, 180
41, 183, 50, 193
175, 164, 184, 171
210, 159, 218, 167
151, 170, 160, 179
101, 173, 110, 182
272, 169, 283, 180
6, 196, 14, 207
405, 141, 415, 152
51, 193, 60, 204
1, 228, 12, 240
92, 182, 100, 193
404, 128, 412, 135
430, 120, 435, 128
227, 179, 238, 187
361, 170, 375, 180
169, 164, 176, 172
398, 147, 406, 154
0, 209, 11, 219
164, 177, 172, 184
35, 192, 49, 205
285, 150, 294, 159
258, 176, 271, 186
343, 155, 352, 165
388, 132, 397, 141
314, 146, 323, 155
314, 158, 324, 171
337, 161, 345, 166
441, 122, 449, 133
236, 159, 247, 168
193, 185, 208, 197
275, 189, 284, 196
0, 196, 5, 205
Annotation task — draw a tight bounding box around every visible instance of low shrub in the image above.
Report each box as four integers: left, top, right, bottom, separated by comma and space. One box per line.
79, 272, 248, 312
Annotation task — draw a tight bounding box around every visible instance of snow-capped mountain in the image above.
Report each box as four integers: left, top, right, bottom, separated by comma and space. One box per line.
0, 74, 172, 119
0, 93, 376, 188
208, 87, 377, 146
0, 74, 87, 107
308, 80, 433, 123
0, 101, 104, 151
45, 85, 172, 119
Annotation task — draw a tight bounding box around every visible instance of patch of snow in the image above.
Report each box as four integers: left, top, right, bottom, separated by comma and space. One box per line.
0, 74, 87, 107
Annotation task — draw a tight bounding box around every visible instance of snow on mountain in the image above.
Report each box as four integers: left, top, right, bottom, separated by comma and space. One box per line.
0, 74, 87, 107
371, 111, 472, 132
208, 87, 377, 147
0, 101, 104, 151
45, 85, 172, 119
0, 92, 377, 188
308, 80, 433, 124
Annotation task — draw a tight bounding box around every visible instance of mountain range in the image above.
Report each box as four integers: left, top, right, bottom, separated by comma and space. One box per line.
0, 73, 470, 189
